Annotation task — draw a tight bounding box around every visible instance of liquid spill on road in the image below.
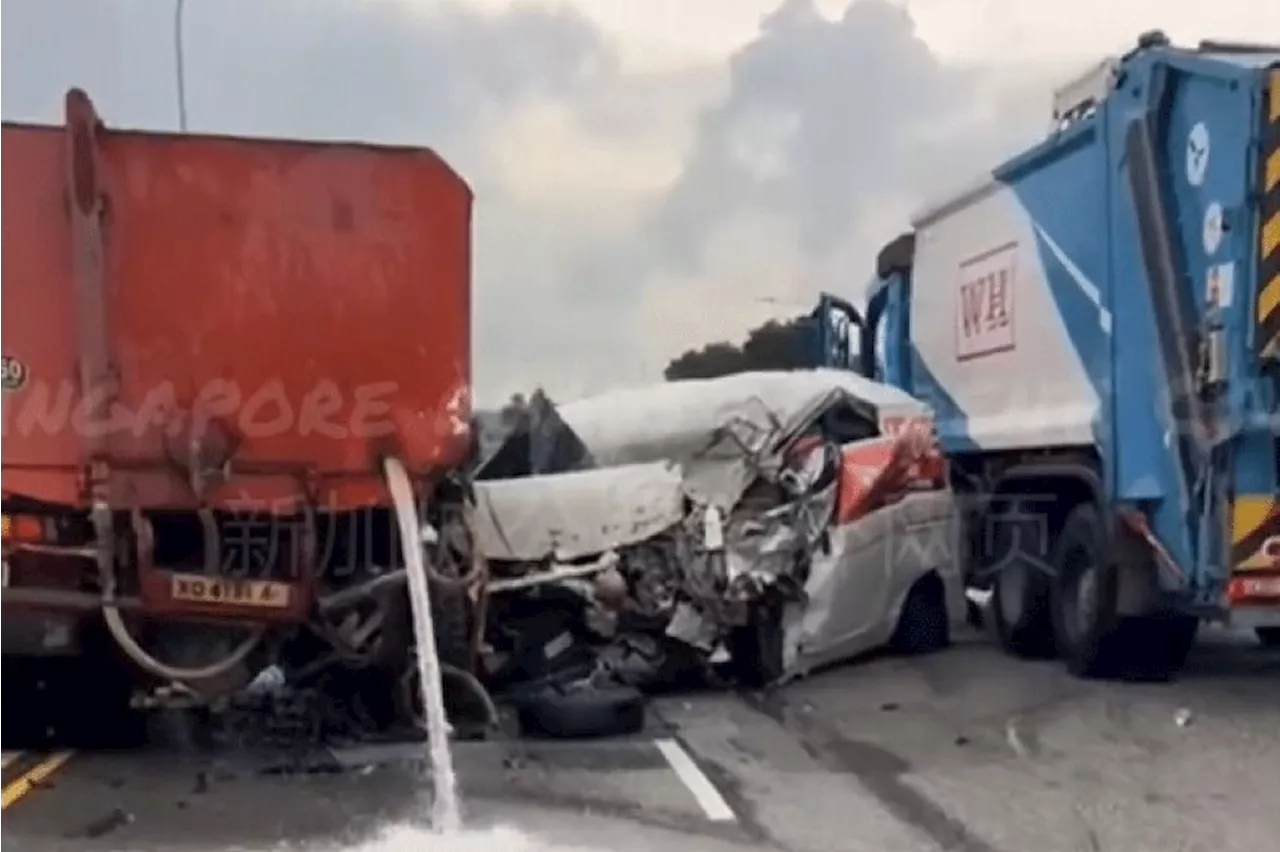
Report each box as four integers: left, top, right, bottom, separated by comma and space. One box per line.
337, 824, 600, 851
384, 457, 462, 833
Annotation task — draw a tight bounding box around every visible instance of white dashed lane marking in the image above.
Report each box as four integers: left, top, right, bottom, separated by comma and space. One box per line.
655, 738, 738, 823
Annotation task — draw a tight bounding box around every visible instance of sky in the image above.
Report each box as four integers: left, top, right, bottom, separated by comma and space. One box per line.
4, 0, 1278, 407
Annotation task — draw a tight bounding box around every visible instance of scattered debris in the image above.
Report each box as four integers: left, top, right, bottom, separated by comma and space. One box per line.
1005, 719, 1032, 759
73, 808, 133, 840
1174, 708, 1194, 728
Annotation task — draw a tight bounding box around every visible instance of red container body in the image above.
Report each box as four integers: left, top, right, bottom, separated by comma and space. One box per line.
2, 94, 473, 514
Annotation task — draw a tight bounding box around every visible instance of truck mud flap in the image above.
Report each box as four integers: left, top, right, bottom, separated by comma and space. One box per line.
1124, 116, 1209, 485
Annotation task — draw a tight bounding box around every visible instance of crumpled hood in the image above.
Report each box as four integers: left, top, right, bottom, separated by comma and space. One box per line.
471, 461, 685, 562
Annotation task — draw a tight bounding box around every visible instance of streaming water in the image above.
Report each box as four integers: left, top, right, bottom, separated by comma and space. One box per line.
327, 824, 598, 851
382, 456, 463, 833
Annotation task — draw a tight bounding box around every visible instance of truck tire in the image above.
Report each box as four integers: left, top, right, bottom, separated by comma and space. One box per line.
993, 563, 1056, 659
989, 499, 1056, 659
1134, 614, 1198, 680
1049, 504, 1125, 679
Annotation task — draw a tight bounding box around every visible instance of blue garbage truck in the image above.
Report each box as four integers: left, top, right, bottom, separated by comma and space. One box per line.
814, 32, 1279, 679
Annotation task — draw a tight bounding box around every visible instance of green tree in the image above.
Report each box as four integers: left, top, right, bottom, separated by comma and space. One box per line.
663, 315, 815, 380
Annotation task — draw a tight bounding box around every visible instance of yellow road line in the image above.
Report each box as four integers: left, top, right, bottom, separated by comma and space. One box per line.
1, 751, 74, 810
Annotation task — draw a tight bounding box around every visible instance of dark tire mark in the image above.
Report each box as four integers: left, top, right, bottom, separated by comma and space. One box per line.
671, 738, 781, 850
740, 689, 1004, 852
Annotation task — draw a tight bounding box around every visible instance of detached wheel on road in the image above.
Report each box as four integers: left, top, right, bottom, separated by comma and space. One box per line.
989, 499, 1057, 659
1050, 503, 1124, 679
515, 682, 647, 739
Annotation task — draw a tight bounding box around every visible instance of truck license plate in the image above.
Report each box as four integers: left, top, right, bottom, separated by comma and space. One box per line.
170, 574, 290, 608
1236, 576, 1280, 598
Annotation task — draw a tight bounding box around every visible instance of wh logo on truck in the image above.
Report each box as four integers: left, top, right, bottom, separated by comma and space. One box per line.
956, 242, 1018, 361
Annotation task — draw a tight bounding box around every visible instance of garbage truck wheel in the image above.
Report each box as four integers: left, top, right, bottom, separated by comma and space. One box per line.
989, 499, 1056, 659
1125, 613, 1197, 681
1050, 504, 1124, 679
993, 562, 1056, 659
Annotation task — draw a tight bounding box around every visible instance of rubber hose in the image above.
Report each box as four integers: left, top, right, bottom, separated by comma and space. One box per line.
102, 604, 265, 686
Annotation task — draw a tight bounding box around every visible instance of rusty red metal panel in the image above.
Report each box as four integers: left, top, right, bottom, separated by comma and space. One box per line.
2, 93, 473, 513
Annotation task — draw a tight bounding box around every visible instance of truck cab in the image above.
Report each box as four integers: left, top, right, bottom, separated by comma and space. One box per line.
815, 33, 1280, 679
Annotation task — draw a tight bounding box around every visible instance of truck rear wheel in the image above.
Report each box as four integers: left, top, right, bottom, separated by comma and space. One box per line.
1049, 503, 1125, 679
1126, 613, 1198, 680
989, 499, 1056, 659
993, 562, 1056, 658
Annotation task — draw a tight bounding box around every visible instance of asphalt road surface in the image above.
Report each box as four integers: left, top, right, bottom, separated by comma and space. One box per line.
3, 626, 1277, 852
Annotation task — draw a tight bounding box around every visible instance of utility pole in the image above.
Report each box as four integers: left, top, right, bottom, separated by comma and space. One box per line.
174, 0, 189, 131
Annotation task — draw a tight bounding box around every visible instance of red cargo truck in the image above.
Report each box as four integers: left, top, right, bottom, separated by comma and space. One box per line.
2, 90, 476, 737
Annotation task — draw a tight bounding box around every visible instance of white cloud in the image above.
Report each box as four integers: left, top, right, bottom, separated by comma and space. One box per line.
4, 0, 1277, 408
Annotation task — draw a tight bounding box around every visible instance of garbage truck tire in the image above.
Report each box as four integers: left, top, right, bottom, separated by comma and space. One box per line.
1256, 627, 1280, 648
1125, 613, 1197, 681
989, 499, 1056, 660
1050, 503, 1125, 679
